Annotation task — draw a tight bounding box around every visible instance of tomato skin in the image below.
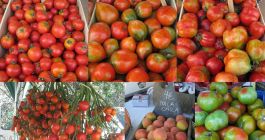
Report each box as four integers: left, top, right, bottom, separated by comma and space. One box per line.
63, 50, 75, 59
250, 72, 265, 82
40, 57, 52, 71
207, 6, 224, 22
225, 12, 240, 27
184, 0, 200, 13
69, 5, 78, 13
156, 6, 177, 26
40, 33, 56, 48
15, 9, 24, 20
72, 19, 84, 31
54, 0, 69, 10
120, 37, 136, 52
136, 40, 152, 60
38, 71, 55, 82
196, 31, 216, 47
16, 26, 31, 40
72, 31, 85, 42
88, 41, 106, 63
60, 72, 77, 82
206, 57, 224, 75
111, 21, 128, 40
177, 13, 198, 38
89, 22, 111, 43
135, 1, 152, 19
96, 2, 119, 25
128, 20, 148, 41
1, 34, 15, 49
76, 55, 88, 65
31, 31, 40, 42
24, 9, 36, 23
151, 28, 171, 49
146, 53, 169, 73
126, 67, 149, 82
75, 65, 88, 81
64, 58, 77, 72
144, 18, 161, 34
91, 63, 115, 81
223, 26, 248, 50
5, 54, 18, 65
249, 22, 265, 39
18, 53, 31, 64
18, 39, 30, 53
214, 72, 238, 82
114, 0, 131, 11
28, 47, 42, 62
210, 19, 231, 37
240, 6, 260, 26
6, 64, 21, 78
246, 39, 265, 62
0, 71, 9, 82
11, 1, 22, 11
64, 38, 76, 51
50, 43, 64, 57
37, 21, 50, 34
22, 62, 35, 76
51, 23, 66, 38
0, 58, 6, 70
8, 21, 21, 35
51, 62, 67, 78
185, 66, 209, 82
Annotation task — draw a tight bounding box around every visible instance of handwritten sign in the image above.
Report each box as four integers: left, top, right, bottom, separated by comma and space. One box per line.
153, 83, 194, 118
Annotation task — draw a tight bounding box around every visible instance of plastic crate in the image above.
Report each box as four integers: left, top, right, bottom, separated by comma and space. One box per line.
257, 90, 265, 106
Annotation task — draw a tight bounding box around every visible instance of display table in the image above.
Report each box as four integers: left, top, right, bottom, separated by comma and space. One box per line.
125, 99, 155, 140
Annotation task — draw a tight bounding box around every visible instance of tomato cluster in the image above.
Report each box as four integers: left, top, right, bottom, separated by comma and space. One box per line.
0, 0, 88, 82
196, 83, 265, 140
88, 0, 177, 82
177, 0, 265, 82
0, 0, 8, 22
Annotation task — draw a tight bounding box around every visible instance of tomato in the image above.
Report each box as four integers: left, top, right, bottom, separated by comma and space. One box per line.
226, 107, 241, 124
114, 0, 130, 11
54, 0, 69, 10
89, 22, 111, 43
249, 22, 265, 39
136, 40, 152, 60
0, 71, 9, 82
224, 49, 251, 76
0, 58, 6, 70
38, 71, 54, 82
223, 26, 248, 50
62, 50, 75, 59
91, 132, 101, 140
79, 101, 89, 111
195, 31, 216, 48
40, 57, 52, 71
201, 0, 215, 11
65, 125, 75, 135
59, 9, 69, 19
28, 47, 42, 62
250, 72, 265, 82
30, 31, 40, 42
210, 19, 231, 37
96, 2, 119, 25
18, 39, 30, 53
88, 41, 106, 63
197, 131, 219, 140
120, 37, 136, 52
223, 127, 248, 140
50, 43, 64, 57
76, 133, 86, 140
186, 51, 208, 68
135, 1, 152, 19
64, 38, 76, 51
185, 66, 210, 82
52, 23, 66, 38
21, 62, 35, 76
184, 0, 200, 13
35, 3, 46, 11
111, 21, 128, 40
91, 63, 115, 81
110, 49, 138, 74
144, 18, 161, 34
36, 10, 48, 22
64, 59, 77, 72
177, 14, 198, 38
246, 39, 265, 62
15, 9, 24, 20
1, 34, 15, 49
205, 110, 228, 131
249, 130, 265, 140
197, 91, 220, 112
72, 19, 84, 31
16, 26, 31, 40
156, 6, 177, 26
121, 9, 137, 24
5, 54, 18, 65
11, 1, 22, 11
68, 13, 81, 21
69, 5, 78, 13
206, 57, 224, 75
195, 126, 207, 139
74, 42, 87, 55
126, 67, 149, 82
238, 87, 257, 105
51, 62, 67, 78
214, 72, 238, 82
53, 15, 64, 24
225, 12, 240, 27
176, 45, 193, 61
37, 21, 50, 34
6, 64, 21, 78
102, 38, 119, 57
151, 29, 171, 49
128, 20, 148, 41
242, 0, 256, 7
76, 55, 88, 65
40, 33, 56, 48
72, 31, 85, 42
75, 65, 88, 81
207, 6, 224, 22
8, 21, 21, 35
146, 53, 168, 73
18, 53, 31, 64
24, 9, 36, 23
65, 21, 73, 32
68, 0, 77, 4
240, 6, 260, 26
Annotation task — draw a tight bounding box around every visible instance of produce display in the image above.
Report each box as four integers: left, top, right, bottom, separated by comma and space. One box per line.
177, 0, 265, 82
0, 0, 8, 22
88, 0, 177, 82
0, 0, 88, 82
195, 82, 265, 140
11, 83, 119, 140
134, 112, 189, 140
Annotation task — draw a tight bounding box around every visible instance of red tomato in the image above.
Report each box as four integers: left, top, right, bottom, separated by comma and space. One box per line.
22, 62, 35, 76
51, 62, 67, 78
0, 58, 6, 70
15, 9, 24, 20
24, 9, 36, 23
8, 21, 21, 35
51, 23, 66, 38
28, 47, 42, 62
72, 19, 84, 31
185, 66, 210, 82
126, 67, 149, 82
38, 71, 55, 82
69, 5, 78, 13
53, 15, 64, 24
31, 31, 40, 42
37, 21, 50, 34
184, 0, 200, 13
0, 71, 9, 81
5, 54, 18, 65
76, 133, 86, 140
60, 72, 77, 82
18, 53, 31, 64
24, 75, 38, 81
186, 51, 208, 68
11, 1, 22, 11
63, 50, 75, 59
91, 132, 101, 140
64, 58, 77, 72
250, 72, 265, 82
114, 0, 131, 11
6, 64, 21, 78
76, 55, 88, 65
50, 43, 64, 57
206, 57, 224, 75
249, 22, 265, 39
146, 53, 169, 73
72, 31, 85, 42
89, 22, 111, 43
1, 34, 15, 49
75, 65, 88, 81
240, 6, 260, 26
59, 9, 69, 19
54, 0, 69, 10
68, 0, 77, 4
111, 21, 128, 40
156, 6, 177, 26
195, 30, 216, 47
207, 6, 224, 22
225, 12, 240, 27
35, 3, 46, 11
18, 39, 30, 53
210, 19, 231, 37
91, 63, 115, 81
16, 26, 32, 40
214, 72, 238, 82
40, 57, 52, 71
40, 33, 56, 48
75, 42, 87, 55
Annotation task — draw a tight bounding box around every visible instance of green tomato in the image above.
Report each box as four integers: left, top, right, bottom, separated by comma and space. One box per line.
209, 82, 228, 95
205, 110, 228, 131
237, 114, 256, 134
195, 111, 208, 127
197, 131, 220, 140
249, 130, 265, 140
197, 92, 221, 112
238, 87, 257, 105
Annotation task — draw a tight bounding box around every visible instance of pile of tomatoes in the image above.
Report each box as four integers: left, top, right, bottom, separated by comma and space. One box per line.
0, 0, 88, 82
88, 0, 177, 82
12, 89, 118, 140
0, 0, 8, 22
195, 83, 265, 140
177, 0, 265, 82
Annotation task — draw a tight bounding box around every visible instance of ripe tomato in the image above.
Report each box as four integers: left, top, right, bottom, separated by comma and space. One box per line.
88, 41, 106, 63
65, 125, 75, 135
37, 21, 50, 34
0, 71, 9, 82
1, 34, 15, 49
91, 63, 115, 81
69, 5, 78, 13
38, 71, 54, 82
91, 132, 101, 140
120, 37, 136, 52
111, 21, 128, 40
8, 21, 21, 35
146, 53, 169, 73
177, 13, 198, 38
206, 57, 224, 75
72, 31, 85, 42
22, 62, 35, 76
156, 6, 177, 26
64, 38, 76, 51
63, 50, 75, 59
128, 20, 148, 41
68, 0, 77, 4
240, 6, 260, 26
75, 42, 87, 55
72, 19, 84, 31
18, 39, 30, 53
68, 13, 81, 21
28, 46, 42, 62
223, 26, 248, 50
24, 75, 38, 81
79, 101, 89, 111
65, 21, 73, 32
144, 18, 161, 34
15, 9, 24, 20
0, 58, 6, 70
24, 9, 36, 23
52, 23, 66, 38
76, 55, 88, 65
249, 22, 265, 39
51, 62, 67, 78
59, 9, 69, 19
185, 66, 210, 82
186, 51, 208, 68
40, 33, 56, 48
6, 64, 21, 78
207, 6, 224, 22
53, 15, 64, 24
126, 67, 149, 82
5, 54, 17, 65
18, 53, 31, 64
40, 57, 52, 71
136, 40, 152, 60
210, 19, 231, 37
250, 72, 265, 82
64, 58, 77, 72
16, 26, 31, 40
31, 31, 40, 42
89, 22, 111, 43
75, 65, 88, 81
196, 30, 216, 47
11, 1, 22, 11
54, 0, 69, 10
184, 0, 200, 13
50, 43, 64, 57
114, 0, 131, 11
35, 3, 46, 11
135, 1, 152, 19
214, 72, 238, 82
110, 49, 138, 74
225, 12, 240, 27
151, 29, 171, 49
77, 133, 87, 140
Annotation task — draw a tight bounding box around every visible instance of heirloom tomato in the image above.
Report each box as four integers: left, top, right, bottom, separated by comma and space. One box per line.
151, 29, 171, 49
249, 22, 265, 39
156, 6, 177, 26
185, 66, 210, 82
225, 12, 240, 27
111, 21, 128, 40
126, 67, 149, 82
223, 26, 248, 50
144, 18, 161, 34
121, 9, 137, 24
88, 41, 106, 63
103, 39, 119, 57
205, 110, 228, 131
120, 37, 136, 52
146, 53, 169, 73
135, 1, 152, 18
240, 6, 260, 26
246, 39, 265, 62
207, 6, 224, 22
91, 63, 115, 81
210, 19, 231, 37
196, 30, 216, 47
89, 22, 111, 43
184, 0, 200, 13
96, 2, 119, 25
136, 40, 152, 60
128, 20, 148, 41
